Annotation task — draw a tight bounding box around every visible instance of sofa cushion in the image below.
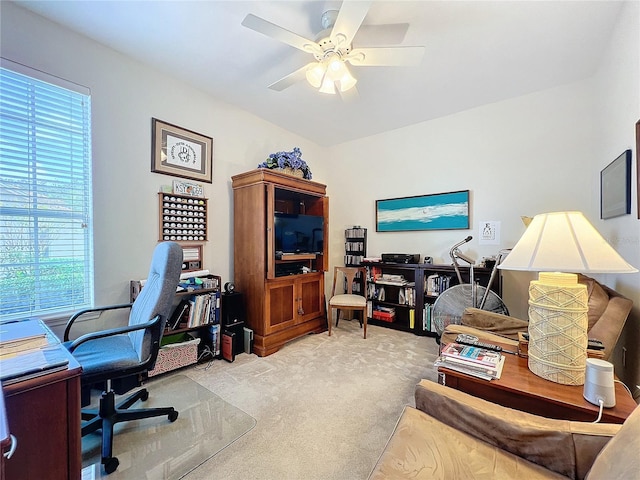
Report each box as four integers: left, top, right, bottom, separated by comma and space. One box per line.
577, 275, 609, 331
585, 403, 640, 480
368, 406, 566, 480
414, 380, 619, 479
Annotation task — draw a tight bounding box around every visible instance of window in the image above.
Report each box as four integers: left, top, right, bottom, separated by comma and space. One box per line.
0, 60, 93, 322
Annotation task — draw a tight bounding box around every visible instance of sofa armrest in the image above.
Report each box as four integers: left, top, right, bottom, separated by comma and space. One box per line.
462, 307, 529, 339
415, 380, 619, 479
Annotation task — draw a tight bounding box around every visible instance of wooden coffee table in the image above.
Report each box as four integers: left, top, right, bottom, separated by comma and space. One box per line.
438, 347, 636, 424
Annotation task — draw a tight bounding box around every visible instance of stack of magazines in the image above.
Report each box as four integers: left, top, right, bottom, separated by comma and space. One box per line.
435, 342, 505, 381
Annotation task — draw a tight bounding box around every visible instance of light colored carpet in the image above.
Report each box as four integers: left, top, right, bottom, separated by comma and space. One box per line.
81, 374, 256, 479
182, 320, 440, 480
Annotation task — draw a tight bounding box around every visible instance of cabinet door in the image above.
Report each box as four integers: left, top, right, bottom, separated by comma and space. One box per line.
296, 274, 324, 324
264, 279, 296, 334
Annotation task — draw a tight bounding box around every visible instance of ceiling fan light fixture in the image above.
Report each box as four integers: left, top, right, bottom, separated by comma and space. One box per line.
338, 72, 357, 92
326, 56, 346, 81
319, 76, 336, 94
337, 64, 357, 92
305, 63, 326, 88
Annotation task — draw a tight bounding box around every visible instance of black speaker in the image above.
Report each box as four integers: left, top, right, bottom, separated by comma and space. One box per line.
221, 292, 245, 327
222, 292, 245, 353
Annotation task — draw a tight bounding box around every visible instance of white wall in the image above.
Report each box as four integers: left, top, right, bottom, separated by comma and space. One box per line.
0, 2, 326, 330
1, 0, 639, 392
327, 79, 597, 319
590, 0, 640, 391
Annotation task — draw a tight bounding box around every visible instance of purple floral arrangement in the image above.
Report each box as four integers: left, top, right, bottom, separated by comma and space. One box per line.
257, 147, 312, 180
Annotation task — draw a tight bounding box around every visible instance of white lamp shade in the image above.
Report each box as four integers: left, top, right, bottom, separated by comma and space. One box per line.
498, 211, 637, 273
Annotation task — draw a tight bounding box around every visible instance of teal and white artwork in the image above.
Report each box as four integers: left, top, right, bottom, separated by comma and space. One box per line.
376, 190, 469, 231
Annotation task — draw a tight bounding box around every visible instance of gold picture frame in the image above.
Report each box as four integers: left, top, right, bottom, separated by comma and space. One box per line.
151, 118, 213, 183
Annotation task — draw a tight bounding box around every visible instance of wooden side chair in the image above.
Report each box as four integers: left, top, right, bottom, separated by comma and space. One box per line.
328, 266, 368, 338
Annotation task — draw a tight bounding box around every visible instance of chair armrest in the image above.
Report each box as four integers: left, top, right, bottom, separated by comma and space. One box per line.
63, 303, 133, 341
67, 315, 160, 353
66, 315, 160, 353
415, 380, 619, 479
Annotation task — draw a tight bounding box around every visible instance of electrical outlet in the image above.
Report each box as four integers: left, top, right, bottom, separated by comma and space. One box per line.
622, 347, 627, 368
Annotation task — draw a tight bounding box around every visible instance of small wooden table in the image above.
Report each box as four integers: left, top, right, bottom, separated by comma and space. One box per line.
438, 348, 636, 424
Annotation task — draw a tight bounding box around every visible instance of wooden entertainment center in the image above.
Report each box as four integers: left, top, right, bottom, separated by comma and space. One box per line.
231, 170, 328, 356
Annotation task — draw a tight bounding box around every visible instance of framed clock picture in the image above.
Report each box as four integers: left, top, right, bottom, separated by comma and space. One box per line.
151, 118, 213, 183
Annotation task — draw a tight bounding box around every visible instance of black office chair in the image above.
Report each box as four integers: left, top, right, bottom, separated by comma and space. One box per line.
64, 241, 183, 474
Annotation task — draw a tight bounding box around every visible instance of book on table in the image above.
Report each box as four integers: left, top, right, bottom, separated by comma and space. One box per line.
0, 347, 69, 385
435, 355, 505, 381
437, 342, 504, 381
440, 342, 502, 368
0, 319, 49, 356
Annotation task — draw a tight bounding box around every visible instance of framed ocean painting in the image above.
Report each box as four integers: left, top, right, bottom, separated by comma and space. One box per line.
376, 190, 470, 232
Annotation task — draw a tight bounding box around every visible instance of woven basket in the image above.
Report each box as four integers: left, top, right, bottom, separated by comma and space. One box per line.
274, 167, 304, 178
527, 273, 588, 385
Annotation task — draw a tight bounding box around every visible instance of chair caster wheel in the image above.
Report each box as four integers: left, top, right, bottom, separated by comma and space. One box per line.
140, 389, 149, 401
168, 410, 179, 422
103, 456, 119, 474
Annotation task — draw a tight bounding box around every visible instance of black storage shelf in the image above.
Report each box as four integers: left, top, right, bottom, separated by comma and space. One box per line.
364, 261, 501, 338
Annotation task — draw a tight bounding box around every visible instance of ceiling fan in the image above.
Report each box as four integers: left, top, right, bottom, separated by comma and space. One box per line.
241, 1, 425, 96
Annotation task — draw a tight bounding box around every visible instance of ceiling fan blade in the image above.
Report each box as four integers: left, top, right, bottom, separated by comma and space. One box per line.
242, 14, 321, 55
330, 0, 372, 48
346, 46, 425, 67
355, 23, 409, 46
268, 63, 317, 91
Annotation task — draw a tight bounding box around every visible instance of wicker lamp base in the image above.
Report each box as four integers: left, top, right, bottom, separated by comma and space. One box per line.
527, 272, 588, 385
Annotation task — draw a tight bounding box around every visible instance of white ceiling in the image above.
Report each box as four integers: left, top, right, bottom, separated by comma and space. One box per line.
15, 1, 623, 147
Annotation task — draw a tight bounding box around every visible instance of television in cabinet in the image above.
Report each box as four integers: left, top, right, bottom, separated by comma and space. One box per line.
231, 169, 329, 356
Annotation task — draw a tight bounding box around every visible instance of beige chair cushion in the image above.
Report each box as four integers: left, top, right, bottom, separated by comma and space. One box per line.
329, 294, 366, 307
369, 406, 566, 480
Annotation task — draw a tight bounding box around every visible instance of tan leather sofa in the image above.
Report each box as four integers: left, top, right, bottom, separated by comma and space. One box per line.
441, 274, 633, 361
369, 380, 639, 480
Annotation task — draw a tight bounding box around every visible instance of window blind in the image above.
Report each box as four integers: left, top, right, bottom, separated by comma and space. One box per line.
0, 61, 94, 322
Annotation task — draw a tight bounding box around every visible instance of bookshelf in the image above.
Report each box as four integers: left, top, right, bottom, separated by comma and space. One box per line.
344, 226, 367, 267
130, 273, 222, 363
364, 262, 501, 337
344, 226, 367, 298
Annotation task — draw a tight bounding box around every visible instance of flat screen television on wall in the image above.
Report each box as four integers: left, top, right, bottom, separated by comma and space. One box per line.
274, 213, 324, 254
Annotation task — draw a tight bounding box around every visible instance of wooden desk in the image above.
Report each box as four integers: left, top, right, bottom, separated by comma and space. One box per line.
439, 350, 636, 424
1, 327, 82, 480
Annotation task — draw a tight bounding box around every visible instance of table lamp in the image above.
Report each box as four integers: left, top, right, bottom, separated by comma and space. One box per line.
498, 211, 637, 385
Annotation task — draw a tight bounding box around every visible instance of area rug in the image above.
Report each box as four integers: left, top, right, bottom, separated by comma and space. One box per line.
80, 374, 256, 479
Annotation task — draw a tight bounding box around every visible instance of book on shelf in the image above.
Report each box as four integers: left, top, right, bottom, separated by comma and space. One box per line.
372, 310, 395, 322
440, 342, 502, 368
426, 274, 452, 296
0, 319, 49, 356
